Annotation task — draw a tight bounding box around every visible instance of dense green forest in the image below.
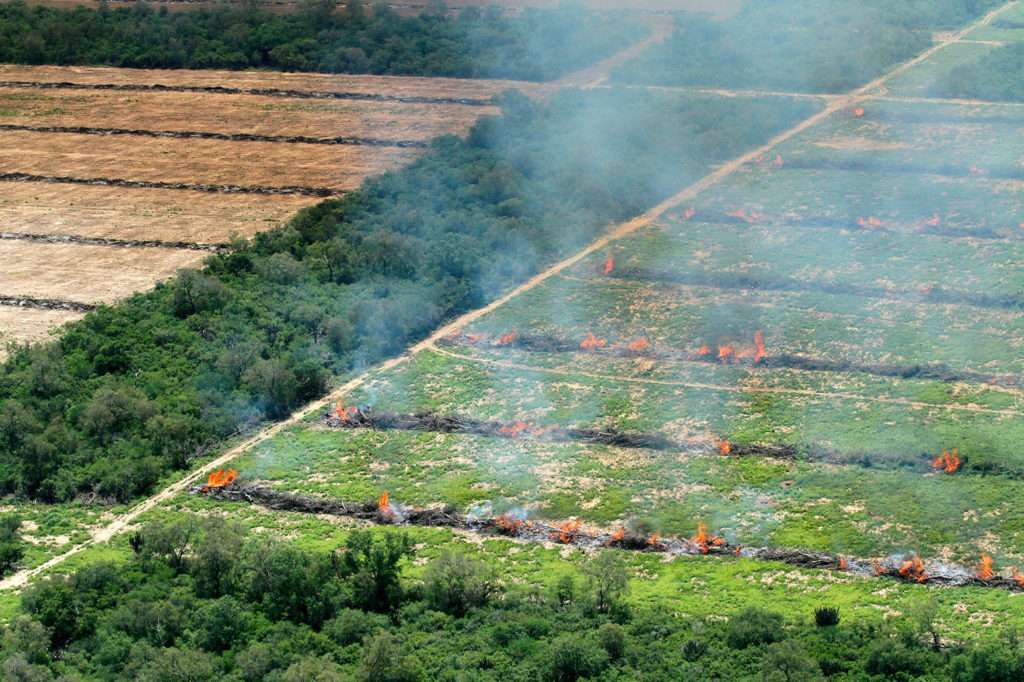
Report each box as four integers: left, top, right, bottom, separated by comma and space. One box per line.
612, 0, 1003, 93
0, 89, 818, 505
940, 42, 1024, 101
0, 0, 643, 80
2, 518, 1020, 681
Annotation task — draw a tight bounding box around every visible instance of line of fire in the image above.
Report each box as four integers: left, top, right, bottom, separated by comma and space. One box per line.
190, 474, 1023, 593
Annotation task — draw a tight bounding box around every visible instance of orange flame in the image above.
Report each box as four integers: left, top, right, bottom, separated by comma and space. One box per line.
684, 205, 695, 220
203, 468, 238, 491
332, 400, 358, 421
970, 164, 986, 175
603, 254, 614, 274
468, 334, 482, 343
899, 555, 928, 582
924, 214, 940, 227
727, 208, 759, 224
607, 527, 625, 545
498, 332, 517, 345
857, 216, 866, 227
734, 545, 741, 556
839, 555, 848, 570
628, 338, 649, 352
692, 521, 723, 554
581, 332, 607, 349
499, 421, 536, 438
851, 107, 865, 117
717, 342, 734, 359
773, 155, 783, 168
868, 217, 883, 228
379, 490, 390, 512
754, 330, 767, 361
1014, 566, 1024, 587
648, 531, 660, 545
873, 559, 884, 575
931, 449, 961, 473
977, 553, 994, 580
552, 520, 580, 543
718, 441, 731, 454
698, 344, 711, 356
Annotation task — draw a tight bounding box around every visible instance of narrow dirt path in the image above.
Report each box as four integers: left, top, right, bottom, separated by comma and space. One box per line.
2, 2, 1016, 593
430, 346, 1024, 417
547, 21, 675, 89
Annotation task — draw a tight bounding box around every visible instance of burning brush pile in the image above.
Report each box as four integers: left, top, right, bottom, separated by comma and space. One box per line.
443, 329, 1022, 388
194, 480, 1023, 592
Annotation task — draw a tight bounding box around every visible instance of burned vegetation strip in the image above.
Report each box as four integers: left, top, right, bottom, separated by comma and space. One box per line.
202, 481, 1023, 592
0, 172, 339, 197
609, 264, 1024, 311
0, 80, 497, 107
780, 156, 1024, 180
0, 295, 96, 312
0, 231, 227, 252
446, 330, 1024, 388
0, 124, 430, 148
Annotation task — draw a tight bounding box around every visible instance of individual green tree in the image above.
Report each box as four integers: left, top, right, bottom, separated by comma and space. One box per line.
725, 607, 784, 649
581, 551, 630, 613
356, 632, 422, 682
760, 639, 817, 682
543, 633, 609, 682
422, 550, 499, 616
338, 530, 412, 614
0, 513, 24, 575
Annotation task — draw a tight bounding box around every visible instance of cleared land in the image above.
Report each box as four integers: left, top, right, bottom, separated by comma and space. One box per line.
0, 181, 319, 243
0, 241, 205, 304
0, 129, 417, 190
0, 87, 496, 140
0, 306, 83, 360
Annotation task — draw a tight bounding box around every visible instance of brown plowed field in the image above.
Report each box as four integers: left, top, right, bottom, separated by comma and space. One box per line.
0, 129, 417, 190
0, 88, 497, 140
0, 181, 319, 243
0, 241, 205, 304
0, 306, 84, 360
0, 64, 534, 100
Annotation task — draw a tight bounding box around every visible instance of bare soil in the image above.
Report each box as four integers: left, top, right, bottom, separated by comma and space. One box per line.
0, 87, 495, 140
0, 181, 320, 243
0, 240, 205, 304
0, 306, 84, 360
0, 129, 418, 191
0, 64, 533, 101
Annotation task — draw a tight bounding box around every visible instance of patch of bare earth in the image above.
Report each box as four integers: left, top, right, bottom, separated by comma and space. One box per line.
0, 306, 83, 360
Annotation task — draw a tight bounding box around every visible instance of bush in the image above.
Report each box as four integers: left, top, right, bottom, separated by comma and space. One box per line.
597, 623, 626, 661
815, 606, 840, 627
725, 607, 785, 649
422, 550, 499, 616
543, 634, 609, 682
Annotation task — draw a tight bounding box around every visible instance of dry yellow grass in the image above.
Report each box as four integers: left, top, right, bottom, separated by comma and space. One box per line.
0, 241, 205, 304
0, 87, 497, 140
0, 306, 83, 361
0, 181, 320, 243
0, 129, 419, 190
0, 64, 534, 101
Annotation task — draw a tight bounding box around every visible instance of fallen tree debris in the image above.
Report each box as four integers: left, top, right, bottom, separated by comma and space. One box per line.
0, 295, 96, 312
201, 482, 1022, 592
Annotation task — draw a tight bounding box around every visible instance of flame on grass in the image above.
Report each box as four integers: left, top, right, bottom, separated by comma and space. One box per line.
628, 338, 648, 352
691, 522, 724, 554
932, 449, 961, 473
498, 331, 517, 345
977, 554, 994, 580
581, 333, 607, 349
603, 254, 614, 274
899, 554, 928, 582
718, 441, 731, 454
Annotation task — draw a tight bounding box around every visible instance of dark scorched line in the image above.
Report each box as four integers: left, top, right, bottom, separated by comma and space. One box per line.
781, 157, 1024, 180
0, 81, 495, 107
0, 231, 227, 252
203, 483, 1023, 592
0, 296, 96, 312
680, 208, 1024, 244
0, 172, 340, 197
610, 264, 1024, 312
0, 124, 428, 148
451, 331, 1023, 389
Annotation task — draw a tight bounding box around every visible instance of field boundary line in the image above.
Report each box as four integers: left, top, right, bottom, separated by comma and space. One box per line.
429, 346, 1024, 417
1, 3, 1014, 593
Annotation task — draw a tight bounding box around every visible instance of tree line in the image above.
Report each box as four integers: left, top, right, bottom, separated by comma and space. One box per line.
2, 518, 1021, 681
0, 0, 643, 81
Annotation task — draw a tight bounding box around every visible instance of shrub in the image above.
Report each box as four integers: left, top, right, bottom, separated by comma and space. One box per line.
725, 607, 785, 649
815, 606, 840, 627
